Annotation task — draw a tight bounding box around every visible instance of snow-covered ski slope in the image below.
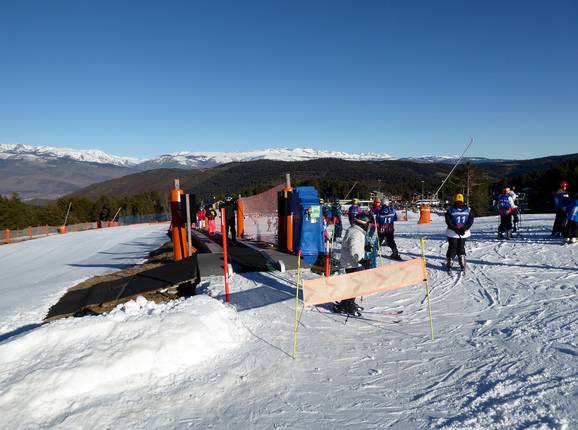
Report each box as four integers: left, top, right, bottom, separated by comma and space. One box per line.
0, 215, 576, 429
0, 224, 169, 332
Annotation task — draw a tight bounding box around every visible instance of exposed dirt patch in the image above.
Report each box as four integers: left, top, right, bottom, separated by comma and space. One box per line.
61, 241, 197, 318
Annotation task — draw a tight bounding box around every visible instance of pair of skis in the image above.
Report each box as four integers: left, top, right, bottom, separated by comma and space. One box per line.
328, 305, 403, 324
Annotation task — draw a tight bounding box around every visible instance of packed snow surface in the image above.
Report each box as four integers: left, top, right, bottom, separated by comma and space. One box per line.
0, 215, 577, 429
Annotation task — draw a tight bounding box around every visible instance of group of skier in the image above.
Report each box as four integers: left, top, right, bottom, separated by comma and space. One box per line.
321, 197, 404, 316
333, 192, 474, 315
322, 197, 401, 261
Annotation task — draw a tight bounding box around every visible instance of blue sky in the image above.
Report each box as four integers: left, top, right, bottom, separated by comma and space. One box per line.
1, 0, 577, 159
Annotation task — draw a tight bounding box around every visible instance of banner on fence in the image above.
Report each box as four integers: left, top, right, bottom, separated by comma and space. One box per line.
302, 258, 425, 306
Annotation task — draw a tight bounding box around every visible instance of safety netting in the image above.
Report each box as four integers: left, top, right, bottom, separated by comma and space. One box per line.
239, 183, 284, 244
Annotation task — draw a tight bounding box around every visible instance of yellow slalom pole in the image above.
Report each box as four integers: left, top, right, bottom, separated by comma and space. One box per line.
420, 238, 435, 341
292, 250, 302, 360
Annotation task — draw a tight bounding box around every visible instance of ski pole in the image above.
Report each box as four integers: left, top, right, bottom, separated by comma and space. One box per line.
420, 238, 435, 341
292, 250, 302, 360
343, 182, 358, 201
373, 214, 383, 267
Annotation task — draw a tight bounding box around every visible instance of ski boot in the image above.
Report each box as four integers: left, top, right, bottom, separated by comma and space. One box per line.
446, 257, 452, 274
390, 249, 403, 261
570, 238, 577, 245
458, 255, 466, 272
506, 230, 513, 240
333, 299, 362, 316
498, 231, 503, 240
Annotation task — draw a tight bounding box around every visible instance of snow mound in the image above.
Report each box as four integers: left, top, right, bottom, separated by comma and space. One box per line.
0, 295, 246, 427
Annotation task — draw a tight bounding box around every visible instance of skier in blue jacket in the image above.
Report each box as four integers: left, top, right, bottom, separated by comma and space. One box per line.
348, 198, 360, 225
552, 181, 570, 237
331, 198, 343, 239
445, 193, 475, 272
377, 198, 401, 260
497, 187, 517, 240
565, 192, 578, 244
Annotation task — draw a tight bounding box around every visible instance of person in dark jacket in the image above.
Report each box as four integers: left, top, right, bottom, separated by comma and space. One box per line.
445, 193, 475, 272
331, 198, 343, 239
564, 192, 578, 244
552, 181, 570, 237
219, 193, 238, 244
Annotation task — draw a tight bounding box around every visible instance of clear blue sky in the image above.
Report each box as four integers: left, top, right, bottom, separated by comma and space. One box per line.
1, 0, 577, 159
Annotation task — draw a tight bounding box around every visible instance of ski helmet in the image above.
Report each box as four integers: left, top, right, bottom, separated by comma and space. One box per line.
381, 198, 390, 206
355, 212, 372, 230
352, 198, 359, 204
373, 199, 381, 207
319, 198, 324, 204
561, 180, 568, 190
224, 193, 233, 202
454, 193, 465, 203
502, 187, 510, 194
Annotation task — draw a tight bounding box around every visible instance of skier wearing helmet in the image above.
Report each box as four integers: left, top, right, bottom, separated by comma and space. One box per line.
219, 193, 238, 244
377, 198, 401, 260
348, 198, 360, 225
565, 192, 578, 244
509, 186, 520, 232
497, 187, 517, 239
371, 199, 381, 217
331, 198, 343, 239
551, 181, 570, 237
335, 212, 372, 316
445, 193, 474, 273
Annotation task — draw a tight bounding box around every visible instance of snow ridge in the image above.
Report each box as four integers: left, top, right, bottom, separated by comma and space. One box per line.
0, 143, 493, 169
0, 144, 140, 167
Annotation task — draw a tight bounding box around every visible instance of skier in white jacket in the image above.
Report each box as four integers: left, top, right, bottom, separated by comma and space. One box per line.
336, 212, 372, 315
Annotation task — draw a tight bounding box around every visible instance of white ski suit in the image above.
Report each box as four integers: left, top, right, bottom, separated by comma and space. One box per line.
340, 224, 367, 270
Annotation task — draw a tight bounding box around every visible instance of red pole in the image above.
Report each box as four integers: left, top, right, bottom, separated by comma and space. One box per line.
324, 239, 330, 277
221, 208, 230, 303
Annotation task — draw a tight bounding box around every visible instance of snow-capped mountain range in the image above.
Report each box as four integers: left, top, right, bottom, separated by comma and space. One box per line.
0, 143, 486, 169
0, 143, 140, 167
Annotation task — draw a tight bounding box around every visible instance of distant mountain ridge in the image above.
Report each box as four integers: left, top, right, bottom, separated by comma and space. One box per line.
1, 143, 571, 201
0, 143, 140, 167
1, 143, 499, 169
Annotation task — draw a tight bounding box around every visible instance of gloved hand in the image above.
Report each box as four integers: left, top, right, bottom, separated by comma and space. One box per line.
359, 258, 370, 269
457, 227, 466, 235
365, 242, 373, 252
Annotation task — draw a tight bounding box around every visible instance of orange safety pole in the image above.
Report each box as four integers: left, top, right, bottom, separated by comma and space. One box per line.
5, 229, 10, 244
28, 226, 32, 240
237, 198, 244, 239
221, 208, 230, 303
283, 174, 293, 252
324, 239, 330, 277
286, 214, 293, 252
170, 179, 189, 261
